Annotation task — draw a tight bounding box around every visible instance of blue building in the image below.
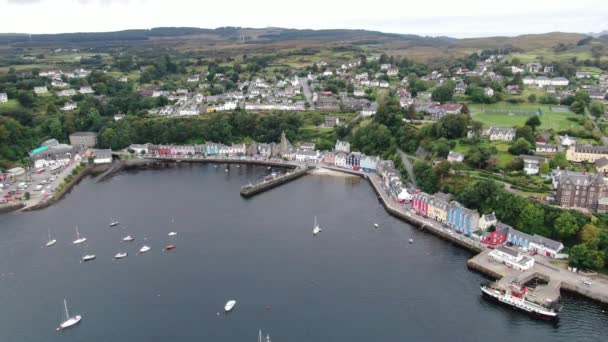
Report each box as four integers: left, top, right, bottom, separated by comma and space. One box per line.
446, 202, 480, 236
204, 143, 221, 156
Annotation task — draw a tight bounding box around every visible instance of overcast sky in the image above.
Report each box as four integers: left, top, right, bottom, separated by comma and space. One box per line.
1, 0, 607, 38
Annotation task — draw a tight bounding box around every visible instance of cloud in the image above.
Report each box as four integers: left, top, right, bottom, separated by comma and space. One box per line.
6, 0, 43, 4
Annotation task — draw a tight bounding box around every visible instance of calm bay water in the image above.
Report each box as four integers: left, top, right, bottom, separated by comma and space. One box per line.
0, 163, 607, 342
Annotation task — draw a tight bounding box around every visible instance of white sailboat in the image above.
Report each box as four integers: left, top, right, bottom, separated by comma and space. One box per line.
46, 228, 57, 247
313, 216, 321, 235
72, 226, 86, 244
109, 220, 119, 227
57, 299, 82, 331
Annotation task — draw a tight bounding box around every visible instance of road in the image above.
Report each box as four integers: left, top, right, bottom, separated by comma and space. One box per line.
298, 77, 314, 109
398, 149, 418, 187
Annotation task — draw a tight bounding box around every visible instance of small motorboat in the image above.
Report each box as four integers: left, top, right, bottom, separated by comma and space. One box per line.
225, 168, 229, 172
409, 238, 414, 244
82, 254, 96, 262
139, 245, 151, 253
267, 166, 271, 170
168, 232, 177, 236
163, 245, 176, 251
114, 252, 128, 259
373, 223, 379, 228
109, 221, 119, 227
224, 300, 236, 312
122, 235, 134, 242
57, 299, 82, 331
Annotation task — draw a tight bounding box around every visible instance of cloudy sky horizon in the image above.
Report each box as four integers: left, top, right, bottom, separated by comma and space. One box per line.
1, 0, 607, 38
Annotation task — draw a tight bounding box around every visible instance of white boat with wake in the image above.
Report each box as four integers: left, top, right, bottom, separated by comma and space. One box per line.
57, 299, 82, 331
72, 226, 86, 244
224, 299, 236, 312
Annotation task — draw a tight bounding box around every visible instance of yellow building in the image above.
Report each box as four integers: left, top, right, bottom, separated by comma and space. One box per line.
427, 194, 450, 224
566, 145, 608, 163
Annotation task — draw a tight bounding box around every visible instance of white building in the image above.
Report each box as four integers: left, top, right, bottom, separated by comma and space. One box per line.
489, 246, 535, 271
0, 92, 7, 103
335, 140, 351, 153
334, 152, 347, 167
58, 89, 76, 97
295, 150, 320, 163
484, 87, 494, 97
79, 86, 94, 94
61, 102, 77, 111
33, 86, 48, 94
478, 212, 497, 230
487, 127, 516, 141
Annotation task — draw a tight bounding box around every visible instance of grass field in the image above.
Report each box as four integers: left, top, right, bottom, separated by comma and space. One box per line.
454, 140, 513, 169
470, 103, 582, 131
0, 99, 21, 112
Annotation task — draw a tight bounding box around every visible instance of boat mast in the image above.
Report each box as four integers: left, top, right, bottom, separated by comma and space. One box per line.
48, 228, 52, 240
75, 226, 80, 239
63, 299, 69, 319
314, 216, 317, 228
258, 329, 262, 342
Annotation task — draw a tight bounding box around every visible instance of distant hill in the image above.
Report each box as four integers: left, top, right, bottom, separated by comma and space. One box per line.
0, 27, 595, 62
589, 30, 608, 38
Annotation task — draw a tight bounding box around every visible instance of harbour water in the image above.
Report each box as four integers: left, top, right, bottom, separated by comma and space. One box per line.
0, 163, 607, 342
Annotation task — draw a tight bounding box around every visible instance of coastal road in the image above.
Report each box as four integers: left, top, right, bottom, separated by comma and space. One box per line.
298, 77, 314, 109
398, 149, 418, 187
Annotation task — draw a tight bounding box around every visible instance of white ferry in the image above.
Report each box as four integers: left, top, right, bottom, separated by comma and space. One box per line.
481, 284, 558, 320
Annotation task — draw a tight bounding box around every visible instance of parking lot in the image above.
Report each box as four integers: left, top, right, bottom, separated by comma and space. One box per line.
1, 161, 79, 209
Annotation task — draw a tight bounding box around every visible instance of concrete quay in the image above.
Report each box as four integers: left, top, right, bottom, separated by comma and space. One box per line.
240, 165, 315, 198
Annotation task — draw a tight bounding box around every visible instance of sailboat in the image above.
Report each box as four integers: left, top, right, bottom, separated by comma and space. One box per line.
258, 329, 271, 342
122, 235, 134, 242
57, 299, 82, 331
313, 216, 321, 236
139, 245, 151, 253
109, 220, 119, 227
46, 228, 57, 247
81, 254, 96, 262
72, 226, 86, 244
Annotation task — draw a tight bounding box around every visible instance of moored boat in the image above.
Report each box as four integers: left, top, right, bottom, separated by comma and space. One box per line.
163, 245, 176, 251
72, 226, 86, 244
168, 231, 177, 236
225, 299, 236, 312
82, 254, 96, 262
46, 228, 57, 247
109, 221, 119, 227
122, 235, 134, 242
313, 216, 321, 236
480, 283, 558, 320
139, 245, 151, 253
114, 252, 128, 259
57, 299, 82, 331
373, 223, 379, 228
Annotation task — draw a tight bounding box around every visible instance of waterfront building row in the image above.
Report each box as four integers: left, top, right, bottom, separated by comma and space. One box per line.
411, 192, 565, 258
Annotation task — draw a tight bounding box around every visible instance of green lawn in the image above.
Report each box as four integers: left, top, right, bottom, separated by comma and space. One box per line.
454, 140, 513, 169
0, 99, 21, 112
470, 103, 582, 131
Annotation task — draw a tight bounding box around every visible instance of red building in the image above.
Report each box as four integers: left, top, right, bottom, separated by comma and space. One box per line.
412, 192, 430, 217
481, 223, 509, 246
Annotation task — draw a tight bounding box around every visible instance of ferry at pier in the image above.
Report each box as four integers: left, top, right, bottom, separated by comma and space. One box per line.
480, 283, 559, 320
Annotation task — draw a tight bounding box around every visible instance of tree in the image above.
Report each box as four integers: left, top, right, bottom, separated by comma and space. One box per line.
515, 126, 535, 145
568, 244, 605, 270
550, 152, 569, 169
434, 160, 452, 181
350, 122, 393, 156
517, 204, 545, 234
414, 160, 439, 193
431, 84, 454, 103
579, 224, 601, 248
525, 115, 541, 132
571, 100, 586, 114
17, 91, 35, 108
435, 114, 470, 139
540, 162, 549, 175
555, 211, 580, 242
528, 94, 537, 103
589, 103, 605, 117
509, 138, 532, 155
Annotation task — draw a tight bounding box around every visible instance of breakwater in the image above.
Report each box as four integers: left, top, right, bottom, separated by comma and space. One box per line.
240, 165, 314, 198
